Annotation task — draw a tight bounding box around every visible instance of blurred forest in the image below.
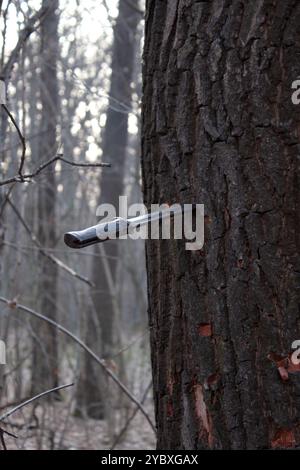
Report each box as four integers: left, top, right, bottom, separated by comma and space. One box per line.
0, 0, 155, 450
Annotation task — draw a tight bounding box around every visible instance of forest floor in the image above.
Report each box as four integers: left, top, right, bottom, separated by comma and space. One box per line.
1, 397, 156, 450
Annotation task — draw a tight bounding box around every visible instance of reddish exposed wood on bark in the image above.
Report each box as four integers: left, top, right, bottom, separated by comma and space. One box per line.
268, 353, 300, 381
268, 352, 300, 381
166, 399, 174, 418
194, 384, 214, 448
198, 323, 212, 337
204, 373, 219, 390
271, 429, 296, 449
277, 366, 289, 382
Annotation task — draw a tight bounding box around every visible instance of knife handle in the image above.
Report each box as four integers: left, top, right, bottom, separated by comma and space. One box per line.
64, 218, 129, 249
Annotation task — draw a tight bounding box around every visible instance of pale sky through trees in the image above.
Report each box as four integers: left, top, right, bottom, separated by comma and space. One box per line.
1, 0, 139, 167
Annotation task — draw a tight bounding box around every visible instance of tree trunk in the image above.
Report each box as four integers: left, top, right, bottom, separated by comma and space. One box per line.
32, 0, 59, 394
0, 97, 8, 405
82, 0, 140, 420
142, 0, 300, 450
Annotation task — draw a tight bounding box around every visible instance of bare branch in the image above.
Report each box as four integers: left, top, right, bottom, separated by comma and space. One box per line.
0, 429, 6, 450
0, 175, 20, 186
0, 426, 18, 450
1, 104, 26, 178
0, 297, 156, 434
1, 3, 50, 81
0, 383, 74, 422
6, 197, 94, 287
0, 183, 15, 218
24, 154, 61, 178
60, 157, 111, 168
0, 154, 111, 187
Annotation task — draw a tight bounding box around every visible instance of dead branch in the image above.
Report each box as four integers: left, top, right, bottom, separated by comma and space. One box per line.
1, 104, 26, 178
0, 183, 14, 218
1, 2, 50, 82
59, 157, 111, 168
0, 430, 6, 450
0, 427, 18, 450
7, 197, 94, 287
0, 383, 74, 422
2, 241, 119, 260
0, 153, 111, 187
0, 297, 156, 434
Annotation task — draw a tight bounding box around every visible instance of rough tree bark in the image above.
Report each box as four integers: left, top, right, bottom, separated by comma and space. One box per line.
32, 0, 59, 394
142, 0, 300, 450
81, 0, 140, 419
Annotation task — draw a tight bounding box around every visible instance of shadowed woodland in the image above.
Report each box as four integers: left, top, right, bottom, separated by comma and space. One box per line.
1, 0, 300, 452
0, 0, 155, 450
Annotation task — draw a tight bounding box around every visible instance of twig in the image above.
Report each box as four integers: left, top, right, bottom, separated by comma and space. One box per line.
0, 383, 74, 422
1, 104, 26, 178
2, 241, 118, 260
0, 183, 15, 218
0, 429, 6, 450
0, 426, 18, 450
0, 428, 18, 440
22, 154, 61, 178
60, 157, 111, 168
0, 397, 31, 412
0, 175, 20, 186
0, 153, 111, 187
2, 349, 32, 380
7, 197, 94, 287
0, 297, 156, 434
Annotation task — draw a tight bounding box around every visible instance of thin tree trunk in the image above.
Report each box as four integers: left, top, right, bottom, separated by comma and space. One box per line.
142, 0, 300, 450
81, 0, 140, 420
32, 0, 59, 395
0, 101, 8, 405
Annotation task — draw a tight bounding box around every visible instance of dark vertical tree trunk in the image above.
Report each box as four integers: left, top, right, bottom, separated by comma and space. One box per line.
82, 0, 140, 419
92, 0, 140, 357
142, 0, 300, 450
0, 99, 8, 405
32, 0, 59, 394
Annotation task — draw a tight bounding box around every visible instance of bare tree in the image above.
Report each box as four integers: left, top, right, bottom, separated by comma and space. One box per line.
80, 0, 140, 420
32, 0, 60, 394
